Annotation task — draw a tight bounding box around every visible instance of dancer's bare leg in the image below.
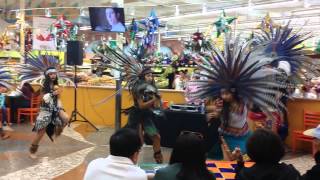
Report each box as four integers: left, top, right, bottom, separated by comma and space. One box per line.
29, 129, 46, 158
138, 124, 144, 144
0, 120, 9, 140
59, 111, 69, 126
151, 134, 163, 163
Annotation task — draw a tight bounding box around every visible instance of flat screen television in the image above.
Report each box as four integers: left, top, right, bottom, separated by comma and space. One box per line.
89, 7, 126, 33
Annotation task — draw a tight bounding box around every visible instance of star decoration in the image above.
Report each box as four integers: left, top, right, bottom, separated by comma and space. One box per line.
213, 10, 237, 38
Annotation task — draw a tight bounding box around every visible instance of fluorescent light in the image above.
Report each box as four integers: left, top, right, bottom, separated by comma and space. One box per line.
45, 8, 51, 17
79, 26, 91, 30
15, 10, 20, 19
161, 0, 301, 21
80, 8, 86, 16
304, 0, 311, 8
202, 3, 207, 14
175, 5, 180, 16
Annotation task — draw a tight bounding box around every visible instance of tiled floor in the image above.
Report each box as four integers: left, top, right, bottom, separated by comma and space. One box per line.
0, 123, 316, 180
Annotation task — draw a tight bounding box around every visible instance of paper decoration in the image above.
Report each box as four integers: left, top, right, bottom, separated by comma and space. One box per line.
213, 10, 237, 38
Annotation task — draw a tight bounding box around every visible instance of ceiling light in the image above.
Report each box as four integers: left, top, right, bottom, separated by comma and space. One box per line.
45, 8, 51, 17
175, 5, 180, 16
129, 7, 135, 16
202, 3, 207, 14
161, 0, 301, 21
15, 10, 20, 19
80, 8, 86, 16
304, 0, 311, 8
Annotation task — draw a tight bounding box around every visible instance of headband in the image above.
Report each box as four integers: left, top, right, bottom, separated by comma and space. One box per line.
45, 68, 58, 75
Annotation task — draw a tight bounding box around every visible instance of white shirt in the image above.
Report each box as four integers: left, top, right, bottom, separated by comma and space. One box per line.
111, 23, 125, 32
84, 155, 147, 180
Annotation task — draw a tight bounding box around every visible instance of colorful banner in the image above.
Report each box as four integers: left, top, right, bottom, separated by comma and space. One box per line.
32, 17, 56, 50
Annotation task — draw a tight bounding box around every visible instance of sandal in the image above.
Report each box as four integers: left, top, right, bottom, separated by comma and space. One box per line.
0, 129, 9, 140
0, 133, 9, 140
29, 144, 39, 157
153, 150, 163, 164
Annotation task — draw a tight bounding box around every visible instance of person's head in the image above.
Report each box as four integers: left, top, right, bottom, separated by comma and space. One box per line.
246, 128, 285, 164
45, 67, 58, 81
314, 151, 320, 164
0, 85, 7, 93
42, 67, 59, 93
170, 131, 213, 180
109, 128, 142, 164
140, 67, 153, 84
220, 88, 235, 103
105, 8, 120, 25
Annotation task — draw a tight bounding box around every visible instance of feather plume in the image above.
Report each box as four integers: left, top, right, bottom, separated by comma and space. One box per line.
187, 35, 287, 115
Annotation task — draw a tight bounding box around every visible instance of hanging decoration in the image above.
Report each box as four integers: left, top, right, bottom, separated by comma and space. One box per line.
213, 10, 237, 38
129, 19, 138, 44
126, 9, 164, 60
0, 31, 10, 49
49, 15, 79, 50
257, 13, 280, 32
25, 28, 33, 52
140, 9, 161, 49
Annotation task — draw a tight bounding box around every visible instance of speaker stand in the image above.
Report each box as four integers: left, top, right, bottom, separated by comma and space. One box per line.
69, 65, 98, 131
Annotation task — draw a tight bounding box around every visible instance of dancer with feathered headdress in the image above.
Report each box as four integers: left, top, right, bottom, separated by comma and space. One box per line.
0, 67, 13, 140
186, 35, 286, 160
250, 20, 318, 139
18, 53, 71, 158
94, 45, 163, 163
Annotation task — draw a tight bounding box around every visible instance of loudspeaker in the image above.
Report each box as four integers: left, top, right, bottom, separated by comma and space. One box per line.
67, 41, 83, 65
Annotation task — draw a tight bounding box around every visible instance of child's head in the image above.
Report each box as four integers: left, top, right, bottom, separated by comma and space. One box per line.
246, 128, 285, 164
0, 85, 8, 94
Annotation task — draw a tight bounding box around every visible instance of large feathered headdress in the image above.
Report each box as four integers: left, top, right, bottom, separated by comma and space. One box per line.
18, 52, 73, 85
252, 22, 318, 82
187, 36, 287, 114
93, 43, 152, 95
0, 66, 14, 90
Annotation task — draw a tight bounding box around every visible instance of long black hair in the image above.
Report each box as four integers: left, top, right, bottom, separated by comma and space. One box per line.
169, 133, 213, 180
42, 67, 58, 94
221, 90, 240, 129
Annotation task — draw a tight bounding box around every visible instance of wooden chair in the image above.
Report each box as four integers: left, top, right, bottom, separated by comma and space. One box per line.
292, 110, 320, 155
0, 108, 10, 126
17, 95, 41, 124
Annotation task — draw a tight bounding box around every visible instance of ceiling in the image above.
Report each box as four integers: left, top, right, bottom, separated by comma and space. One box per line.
0, 0, 320, 40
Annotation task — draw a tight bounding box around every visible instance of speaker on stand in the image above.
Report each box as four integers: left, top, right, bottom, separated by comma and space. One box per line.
67, 41, 98, 131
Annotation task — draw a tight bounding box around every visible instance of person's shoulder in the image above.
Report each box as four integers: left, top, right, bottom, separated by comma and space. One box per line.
128, 165, 148, 180
87, 158, 106, 168
156, 163, 181, 175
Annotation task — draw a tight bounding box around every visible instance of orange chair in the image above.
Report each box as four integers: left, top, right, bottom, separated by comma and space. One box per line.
292, 110, 320, 155
0, 108, 10, 125
17, 95, 41, 124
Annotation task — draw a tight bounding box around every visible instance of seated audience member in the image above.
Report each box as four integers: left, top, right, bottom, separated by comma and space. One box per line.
154, 131, 215, 180
235, 128, 301, 180
84, 128, 147, 180
302, 151, 320, 180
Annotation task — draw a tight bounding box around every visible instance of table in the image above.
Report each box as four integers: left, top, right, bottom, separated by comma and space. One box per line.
146, 109, 220, 149
140, 161, 254, 180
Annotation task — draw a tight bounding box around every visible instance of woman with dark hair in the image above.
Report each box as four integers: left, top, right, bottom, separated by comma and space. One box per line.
154, 131, 215, 180
206, 88, 251, 160
235, 129, 301, 180
29, 67, 69, 158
